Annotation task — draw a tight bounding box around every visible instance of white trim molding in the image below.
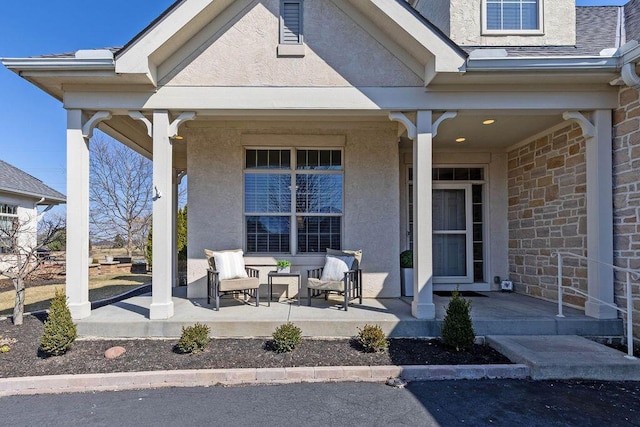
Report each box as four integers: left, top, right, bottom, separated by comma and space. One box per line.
432, 111, 457, 138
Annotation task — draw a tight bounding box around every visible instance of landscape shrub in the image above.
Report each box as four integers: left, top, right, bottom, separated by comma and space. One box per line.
400, 250, 413, 268
441, 290, 475, 352
356, 324, 388, 353
40, 289, 77, 356
271, 322, 302, 353
0, 335, 16, 353
175, 323, 211, 354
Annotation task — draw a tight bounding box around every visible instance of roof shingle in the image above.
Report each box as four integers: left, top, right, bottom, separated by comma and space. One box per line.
0, 160, 65, 204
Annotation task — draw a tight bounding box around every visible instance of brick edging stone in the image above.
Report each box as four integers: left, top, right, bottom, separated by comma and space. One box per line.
0, 364, 530, 397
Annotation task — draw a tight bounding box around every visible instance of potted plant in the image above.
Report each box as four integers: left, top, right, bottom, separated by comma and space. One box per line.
276, 260, 291, 273
400, 250, 413, 297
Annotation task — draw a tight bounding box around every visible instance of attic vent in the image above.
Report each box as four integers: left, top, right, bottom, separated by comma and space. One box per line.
281, 0, 303, 44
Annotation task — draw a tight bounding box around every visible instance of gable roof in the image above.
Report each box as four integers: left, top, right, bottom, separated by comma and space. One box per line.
0, 160, 66, 205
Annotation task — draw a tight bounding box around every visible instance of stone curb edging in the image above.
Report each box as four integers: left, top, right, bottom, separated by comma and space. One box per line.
0, 364, 530, 397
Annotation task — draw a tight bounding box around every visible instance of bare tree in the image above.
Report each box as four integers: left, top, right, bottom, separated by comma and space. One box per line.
0, 213, 64, 325
89, 133, 152, 256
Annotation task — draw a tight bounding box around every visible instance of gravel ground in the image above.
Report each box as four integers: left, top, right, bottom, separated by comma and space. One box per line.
0, 315, 511, 378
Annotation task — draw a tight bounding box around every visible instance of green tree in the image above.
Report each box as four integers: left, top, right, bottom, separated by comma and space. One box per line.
177, 205, 187, 260
112, 234, 125, 249
146, 224, 153, 268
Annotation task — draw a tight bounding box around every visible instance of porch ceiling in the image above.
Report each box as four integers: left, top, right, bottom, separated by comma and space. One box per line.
433, 111, 566, 150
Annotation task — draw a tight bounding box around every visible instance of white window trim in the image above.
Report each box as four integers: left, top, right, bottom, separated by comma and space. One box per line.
0, 204, 19, 253
243, 147, 344, 256
481, 0, 544, 36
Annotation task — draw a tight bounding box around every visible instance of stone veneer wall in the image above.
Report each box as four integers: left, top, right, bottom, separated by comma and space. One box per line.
507, 123, 588, 307
613, 86, 640, 339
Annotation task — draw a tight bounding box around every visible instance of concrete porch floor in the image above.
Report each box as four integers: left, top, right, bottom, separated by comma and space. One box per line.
76, 287, 624, 338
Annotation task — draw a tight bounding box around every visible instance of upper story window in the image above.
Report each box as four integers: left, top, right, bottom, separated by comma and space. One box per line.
483, 0, 543, 34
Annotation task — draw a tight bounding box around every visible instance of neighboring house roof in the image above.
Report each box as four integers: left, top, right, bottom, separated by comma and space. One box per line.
0, 160, 66, 204
34, 47, 120, 59
463, 6, 622, 57
626, 0, 640, 42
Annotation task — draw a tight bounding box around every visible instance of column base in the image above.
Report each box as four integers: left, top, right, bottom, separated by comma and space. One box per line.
585, 300, 618, 320
68, 301, 91, 320
411, 301, 436, 319
150, 301, 175, 320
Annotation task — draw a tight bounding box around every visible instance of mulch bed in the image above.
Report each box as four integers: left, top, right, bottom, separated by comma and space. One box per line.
0, 315, 511, 379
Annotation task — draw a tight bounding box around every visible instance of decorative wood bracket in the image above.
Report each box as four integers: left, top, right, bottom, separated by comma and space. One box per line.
432, 112, 457, 138
82, 111, 112, 139
389, 112, 417, 140
169, 112, 197, 139
562, 111, 595, 139
128, 111, 153, 137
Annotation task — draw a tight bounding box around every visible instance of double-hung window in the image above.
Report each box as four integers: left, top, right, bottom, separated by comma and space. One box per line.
244, 149, 343, 254
484, 0, 542, 34
0, 203, 18, 254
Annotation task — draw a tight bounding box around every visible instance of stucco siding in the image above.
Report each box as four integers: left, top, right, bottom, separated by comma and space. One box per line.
0, 193, 38, 273
507, 123, 588, 306
161, 0, 423, 87
186, 121, 400, 299
449, 0, 576, 47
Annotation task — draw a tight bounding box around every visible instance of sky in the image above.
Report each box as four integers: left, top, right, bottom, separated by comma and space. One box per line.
0, 0, 631, 200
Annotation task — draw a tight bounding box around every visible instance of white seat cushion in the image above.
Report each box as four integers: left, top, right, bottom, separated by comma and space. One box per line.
320, 255, 354, 282
212, 250, 249, 280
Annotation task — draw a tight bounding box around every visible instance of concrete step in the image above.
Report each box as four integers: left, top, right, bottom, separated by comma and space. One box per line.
487, 335, 640, 381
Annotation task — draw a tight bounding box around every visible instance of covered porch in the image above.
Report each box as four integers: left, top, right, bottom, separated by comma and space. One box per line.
76, 287, 623, 338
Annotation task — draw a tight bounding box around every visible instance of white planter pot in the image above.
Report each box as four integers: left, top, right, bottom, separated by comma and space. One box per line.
277, 266, 290, 274
106, 256, 114, 263
401, 268, 414, 297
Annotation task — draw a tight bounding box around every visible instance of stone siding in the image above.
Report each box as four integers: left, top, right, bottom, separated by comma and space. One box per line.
613, 86, 640, 339
508, 123, 588, 307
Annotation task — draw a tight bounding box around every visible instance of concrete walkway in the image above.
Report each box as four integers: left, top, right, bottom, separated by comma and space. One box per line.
487, 335, 640, 380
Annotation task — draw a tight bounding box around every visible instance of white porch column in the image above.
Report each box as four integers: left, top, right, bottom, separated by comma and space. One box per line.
564, 110, 617, 319
172, 169, 179, 287
66, 109, 91, 319
586, 110, 616, 318
412, 110, 435, 319
150, 111, 175, 319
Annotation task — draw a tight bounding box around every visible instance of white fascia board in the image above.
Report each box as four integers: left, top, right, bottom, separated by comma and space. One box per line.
365, 0, 466, 74
115, 0, 233, 79
0, 188, 65, 205
466, 56, 619, 72
2, 57, 115, 73
63, 86, 619, 112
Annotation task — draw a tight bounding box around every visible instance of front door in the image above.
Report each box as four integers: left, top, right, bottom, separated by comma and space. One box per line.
432, 184, 473, 284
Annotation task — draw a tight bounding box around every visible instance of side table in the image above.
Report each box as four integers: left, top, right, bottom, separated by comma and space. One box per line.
267, 271, 302, 306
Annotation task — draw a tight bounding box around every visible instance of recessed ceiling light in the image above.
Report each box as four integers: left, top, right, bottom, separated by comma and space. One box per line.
483, 119, 496, 125
455, 137, 466, 143
173, 135, 184, 140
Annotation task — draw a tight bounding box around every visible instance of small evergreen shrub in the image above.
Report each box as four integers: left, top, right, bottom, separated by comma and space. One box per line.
271, 322, 302, 353
176, 323, 211, 354
441, 290, 475, 352
356, 324, 388, 353
40, 289, 77, 356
